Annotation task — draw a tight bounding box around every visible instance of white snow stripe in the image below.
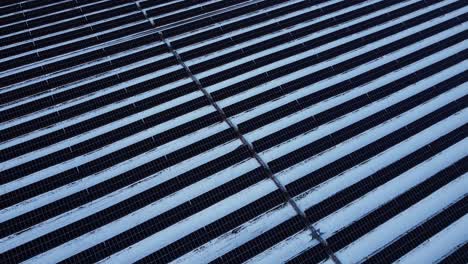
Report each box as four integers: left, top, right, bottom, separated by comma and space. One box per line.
313, 148, 468, 239
395, 213, 468, 264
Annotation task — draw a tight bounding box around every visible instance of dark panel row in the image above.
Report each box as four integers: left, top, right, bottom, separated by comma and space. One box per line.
2, 70, 190, 150
288, 125, 467, 263
438, 243, 468, 264
0, 1, 20, 9
137, 189, 287, 263
162, 0, 292, 38
0, 86, 208, 209
3, 146, 254, 263
0, 21, 153, 72
169, 0, 298, 48
0, 95, 215, 206
139, 0, 180, 9
0, 42, 170, 146
179, 0, 367, 61
0, 2, 138, 46
0, 68, 188, 160
266, 48, 467, 173
211, 215, 317, 264
143, 0, 211, 16
202, 1, 465, 97
0, 18, 150, 61
284, 72, 467, 198
250, 22, 467, 153
0, 0, 466, 263
324, 132, 466, 253
304, 123, 467, 224
0, 3, 141, 49
0, 124, 236, 239
148, 0, 251, 27
0, 31, 162, 87
0, 44, 173, 121
365, 193, 468, 263
1, 0, 77, 25
286, 242, 332, 264
4, 85, 200, 171
202, 0, 462, 100
61, 162, 267, 263
0, 0, 134, 35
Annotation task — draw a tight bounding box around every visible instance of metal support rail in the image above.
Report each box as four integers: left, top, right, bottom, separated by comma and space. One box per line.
135, 2, 342, 263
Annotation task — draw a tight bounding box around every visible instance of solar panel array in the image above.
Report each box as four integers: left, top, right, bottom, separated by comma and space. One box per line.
0, 0, 467, 263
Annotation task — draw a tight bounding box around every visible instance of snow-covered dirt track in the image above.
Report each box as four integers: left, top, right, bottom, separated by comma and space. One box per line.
0, 0, 467, 263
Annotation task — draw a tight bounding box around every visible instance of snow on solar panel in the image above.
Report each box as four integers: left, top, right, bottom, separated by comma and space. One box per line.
0, 0, 466, 263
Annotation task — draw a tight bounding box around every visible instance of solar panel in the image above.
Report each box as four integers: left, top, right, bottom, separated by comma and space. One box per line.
0, 0, 466, 263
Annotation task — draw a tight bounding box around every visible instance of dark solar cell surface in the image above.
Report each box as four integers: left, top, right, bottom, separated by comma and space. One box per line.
0, 0, 466, 263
